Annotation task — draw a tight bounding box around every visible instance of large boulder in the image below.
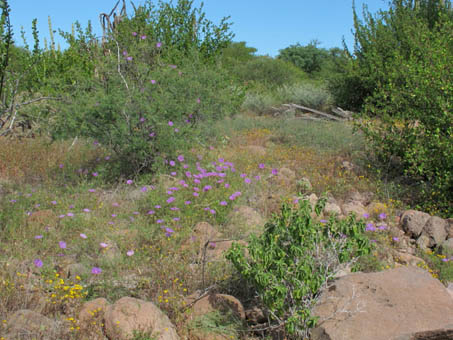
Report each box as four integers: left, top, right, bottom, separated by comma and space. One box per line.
421, 216, 448, 248
104, 297, 179, 340
447, 219, 453, 239
311, 266, 453, 340
400, 210, 431, 238
78, 297, 110, 323
5, 309, 58, 339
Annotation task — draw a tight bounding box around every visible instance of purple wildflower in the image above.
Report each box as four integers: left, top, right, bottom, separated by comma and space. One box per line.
91, 267, 102, 274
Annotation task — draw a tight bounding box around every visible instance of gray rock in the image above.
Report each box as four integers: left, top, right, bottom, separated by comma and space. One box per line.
416, 234, 431, 251
400, 210, 431, 238
422, 216, 448, 248
324, 202, 342, 216
446, 218, 453, 239
5, 310, 58, 339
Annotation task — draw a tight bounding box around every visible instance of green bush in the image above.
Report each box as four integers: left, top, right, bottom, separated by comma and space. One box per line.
328, 0, 453, 216
231, 56, 306, 90
47, 0, 242, 177
275, 82, 332, 110
226, 198, 373, 338
352, 3, 453, 216
53, 54, 242, 177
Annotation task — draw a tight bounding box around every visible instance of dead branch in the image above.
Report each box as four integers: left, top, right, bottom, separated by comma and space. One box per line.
283, 103, 343, 121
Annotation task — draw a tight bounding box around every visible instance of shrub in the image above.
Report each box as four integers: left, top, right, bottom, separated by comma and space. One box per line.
226, 198, 373, 338
330, 0, 453, 216
231, 56, 305, 90
48, 0, 242, 177
354, 3, 453, 216
275, 82, 332, 110
53, 54, 242, 177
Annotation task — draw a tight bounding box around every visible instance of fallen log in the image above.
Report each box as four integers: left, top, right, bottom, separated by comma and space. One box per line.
282, 103, 343, 121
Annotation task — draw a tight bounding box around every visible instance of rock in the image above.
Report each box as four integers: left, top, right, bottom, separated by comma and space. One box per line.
416, 235, 431, 251
188, 221, 220, 250
440, 238, 453, 257
5, 309, 58, 339
394, 252, 426, 267
311, 266, 453, 340
344, 191, 366, 204
342, 201, 367, 217
79, 297, 110, 323
447, 219, 453, 239
447, 283, 453, 301
193, 222, 220, 241
421, 216, 448, 248
341, 161, 355, 172
187, 294, 245, 340
190, 294, 245, 320
324, 202, 342, 216
226, 206, 265, 237
296, 177, 312, 192
104, 297, 179, 340
245, 145, 267, 156
400, 210, 431, 238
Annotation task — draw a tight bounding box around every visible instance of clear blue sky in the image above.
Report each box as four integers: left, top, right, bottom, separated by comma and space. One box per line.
9, 0, 389, 56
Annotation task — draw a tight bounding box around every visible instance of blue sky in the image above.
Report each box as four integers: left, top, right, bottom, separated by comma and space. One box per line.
9, 0, 389, 56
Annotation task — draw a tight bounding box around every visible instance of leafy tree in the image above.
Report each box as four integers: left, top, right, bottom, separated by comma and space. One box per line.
278, 41, 329, 75
219, 41, 257, 67
333, 0, 453, 215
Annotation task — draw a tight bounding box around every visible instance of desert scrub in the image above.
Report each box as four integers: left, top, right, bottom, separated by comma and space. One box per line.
275, 82, 333, 111
226, 197, 373, 339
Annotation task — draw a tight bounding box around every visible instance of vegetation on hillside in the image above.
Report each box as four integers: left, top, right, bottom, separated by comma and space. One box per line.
0, 0, 452, 339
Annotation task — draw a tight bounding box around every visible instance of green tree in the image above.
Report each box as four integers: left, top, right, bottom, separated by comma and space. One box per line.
278, 40, 329, 75
333, 0, 453, 215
